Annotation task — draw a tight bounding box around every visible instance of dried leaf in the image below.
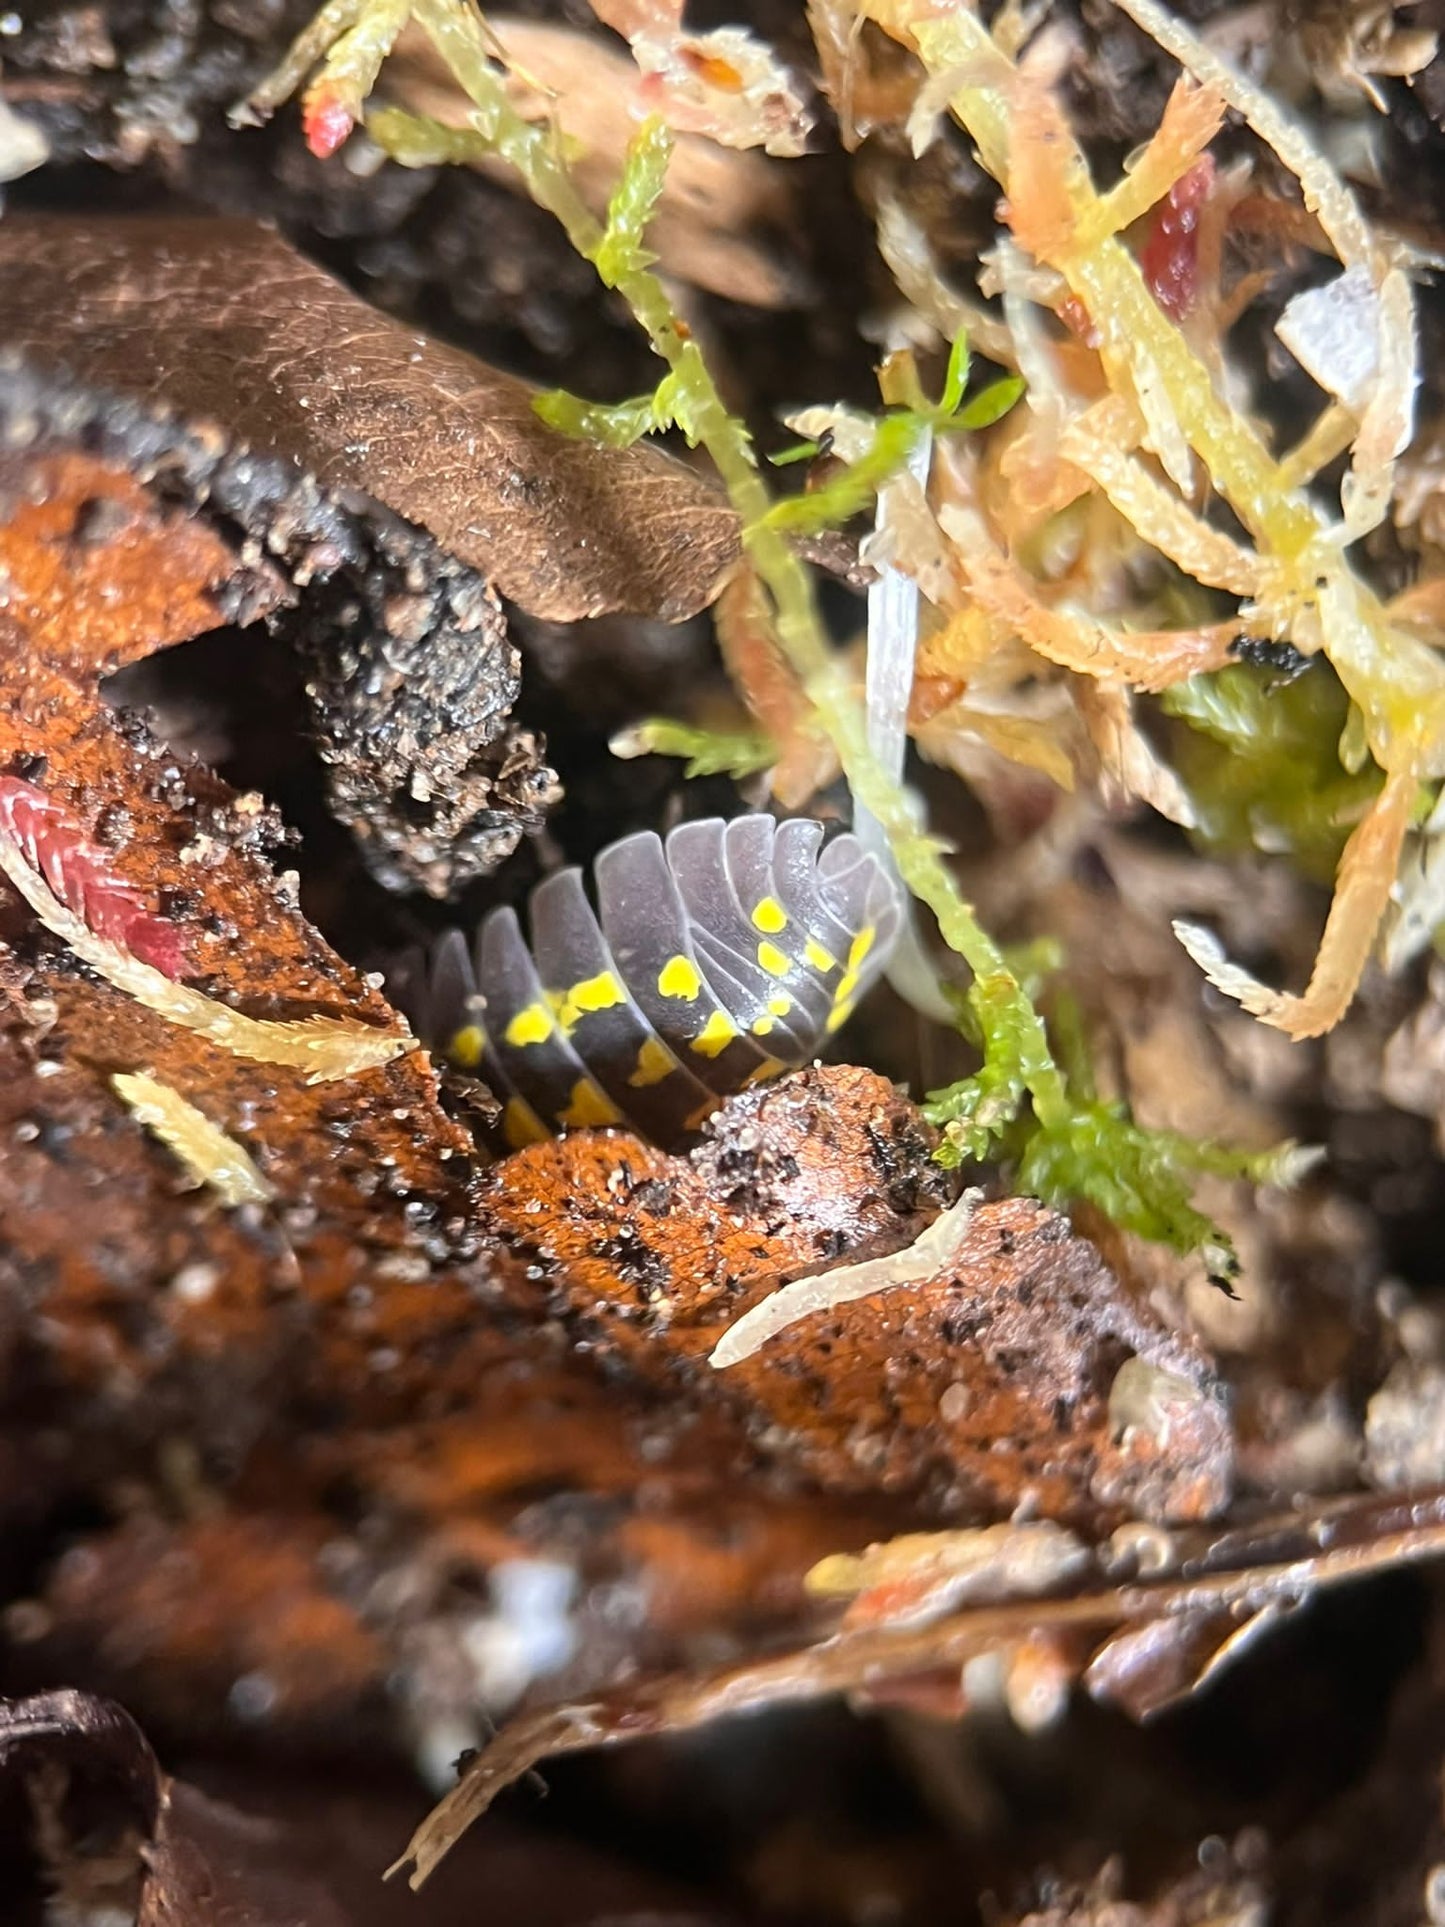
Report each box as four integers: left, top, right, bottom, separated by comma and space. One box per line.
1, 1689, 714, 1926
0, 217, 741, 624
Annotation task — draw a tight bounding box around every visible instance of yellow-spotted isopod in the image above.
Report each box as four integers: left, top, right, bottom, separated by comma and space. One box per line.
397, 815, 902, 1151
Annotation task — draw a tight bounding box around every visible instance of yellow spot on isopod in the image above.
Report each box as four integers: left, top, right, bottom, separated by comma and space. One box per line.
751, 897, 787, 935
847, 926, 875, 971
768, 992, 793, 1016
659, 954, 702, 999
504, 1002, 553, 1048
628, 1035, 678, 1088
756, 941, 791, 979
804, 938, 837, 974
751, 1014, 774, 1036
743, 1056, 786, 1085
503, 1095, 551, 1148
575, 971, 625, 1010
825, 999, 856, 1034
690, 1010, 738, 1058
448, 1024, 485, 1069
554, 970, 627, 1032
557, 1078, 623, 1129
684, 1096, 718, 1130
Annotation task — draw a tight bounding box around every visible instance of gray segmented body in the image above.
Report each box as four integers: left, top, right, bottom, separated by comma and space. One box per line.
402, 815, 902, 1149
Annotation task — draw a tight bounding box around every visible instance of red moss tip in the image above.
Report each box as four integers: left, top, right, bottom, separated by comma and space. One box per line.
302, 87, 356, 160
0, 775, 190, 980
1139, 155, 1216, 324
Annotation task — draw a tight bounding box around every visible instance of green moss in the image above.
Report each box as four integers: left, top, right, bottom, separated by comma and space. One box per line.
923, 957, 1315, 1281
1016, 1102, 1297, 1286
534, 377, 688, 450
590, 114, 670, 284
755, 344, 1021, 536
1163, 659, 1383, 879
611, 719, 777, 781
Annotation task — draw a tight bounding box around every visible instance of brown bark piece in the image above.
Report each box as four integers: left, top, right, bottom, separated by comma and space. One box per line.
0, 216, 741, 623
0, 449, 286, 676
483, 1068, 1235, 1530
39, 1521, 389, 1739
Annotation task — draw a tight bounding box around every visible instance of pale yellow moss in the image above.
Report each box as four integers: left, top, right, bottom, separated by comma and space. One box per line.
113, 1071, 276, 1207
